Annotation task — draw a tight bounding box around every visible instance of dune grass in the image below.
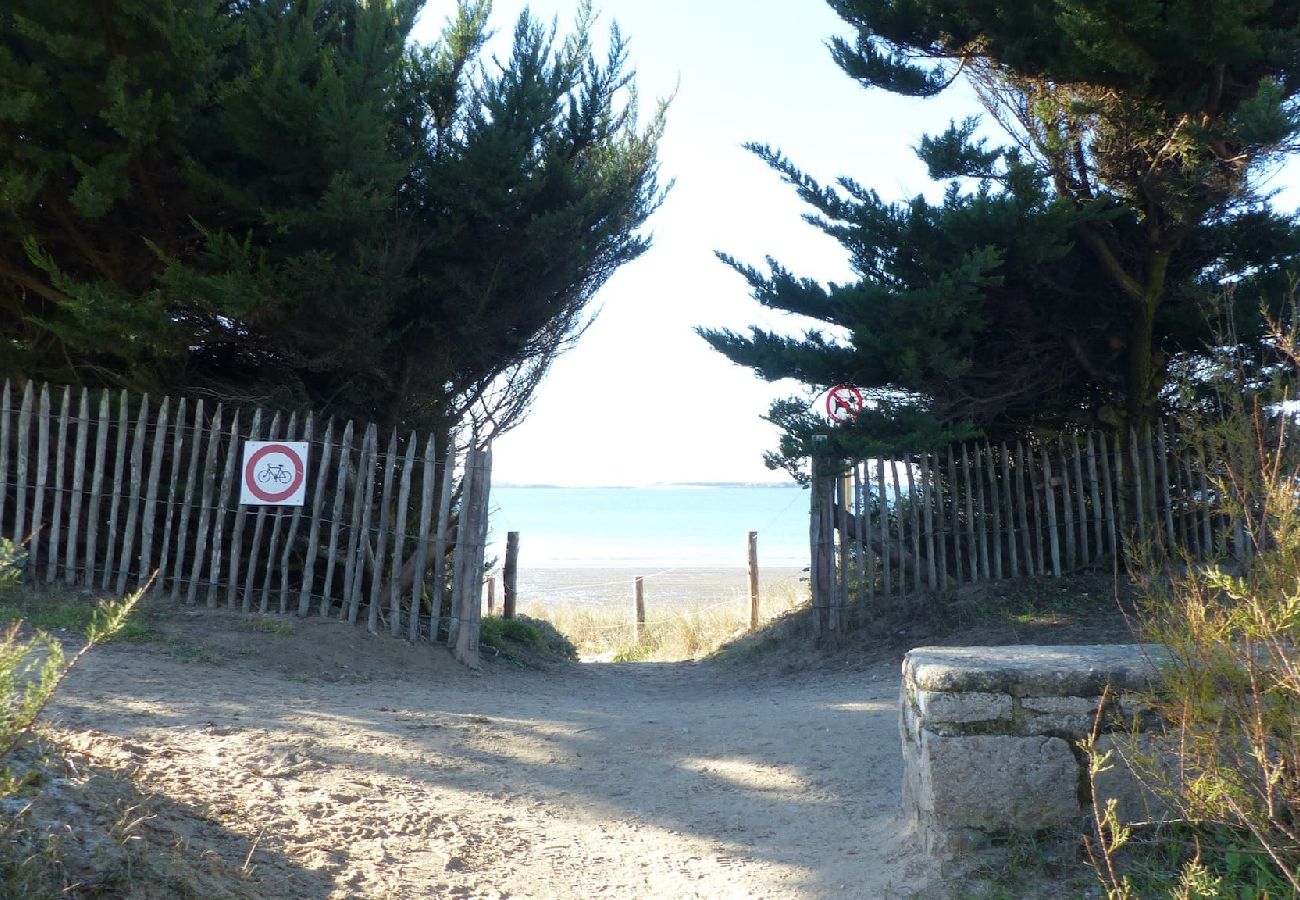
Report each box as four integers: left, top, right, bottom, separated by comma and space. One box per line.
522, 582, 807, 662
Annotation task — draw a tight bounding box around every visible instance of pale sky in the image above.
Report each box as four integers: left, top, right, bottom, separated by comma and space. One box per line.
414, 1, 1300, 487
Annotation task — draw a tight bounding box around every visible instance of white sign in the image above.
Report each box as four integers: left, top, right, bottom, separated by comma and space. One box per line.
240, 441, 309, 506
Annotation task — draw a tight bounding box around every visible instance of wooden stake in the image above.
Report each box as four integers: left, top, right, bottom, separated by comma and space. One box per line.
0, 382, 9, 541
748, 530, 760, 629
389, 435, 416, 637
115, 394, 149, 593
987, 443, 1003, 581
1026, 442, 1046, 576
1098, 431, 1117, 558
1000, 443, 1017, 578
347, 425, 378, 625
947, 449, 963, 584
876, 458, 891, 595
320, 421, 353, 617
633, 575, 646, 641
503, 531, 519, 620
244, 412, 281, 612
974, 444, 992, 580
44, 388, 70, 583
13, 382, 32, 552
1129, 428, 1146, 542
407, 434, 436, 639
1197, 448, 1214, 554
100, 390, 129, 588
1042, 445, 1062, 577
1071, 434, 1088, 566
430, 441, 456, 640
1143, 425, 1160, 547
298, 418, 335, 617
851, 466, 864, 603
890, 459, 907, 602
1180, 451, 1197, 555
836, 471, 849, 625
137, 397, 169, 587
1058, 437, 1076, 571
260, 413, 297, 613
185, 405, 223, 605
961, 446, 978, 581
206, 412, 240, 608
169, 400, 204, 601
452, 444, 492, 667
226, 409, 262, 608
904, 459, 922, 593
367, 429, 397, 634
1013, 442, 1032, 576
29, 386, 50, 579
84, 391, 109, 587
343, 425, 375, 622
1086, 433, 1103, 563
920, 454, 938, 590
1157, 423, 1175, 549
65, 389, 88, 585
154, 398, 186, 595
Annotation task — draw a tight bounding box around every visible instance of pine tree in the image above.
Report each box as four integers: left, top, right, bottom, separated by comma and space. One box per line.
0, 0, 666, 442
704, 0, 1300, 474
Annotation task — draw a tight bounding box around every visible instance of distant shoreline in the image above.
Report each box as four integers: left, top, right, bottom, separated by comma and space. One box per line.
500, 566, 807, 610
494, 482, 804, 490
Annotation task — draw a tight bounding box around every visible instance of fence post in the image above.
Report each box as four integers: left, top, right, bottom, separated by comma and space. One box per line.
503, 531, 518, 619
748, 531, 760, 630
809, 457, 836, 636
486, 575, 495, 615
633, 575, 645, 641
453, 443, 491, 669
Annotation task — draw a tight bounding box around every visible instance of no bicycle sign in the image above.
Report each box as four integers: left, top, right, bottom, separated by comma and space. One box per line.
240, 441, 309, 506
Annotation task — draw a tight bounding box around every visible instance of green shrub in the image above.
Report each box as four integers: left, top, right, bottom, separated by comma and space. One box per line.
480, 615, 578, 661
1087, 312, 1300, 897
0, 545, 144, 771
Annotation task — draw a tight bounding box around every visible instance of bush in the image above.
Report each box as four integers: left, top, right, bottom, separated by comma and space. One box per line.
1088, 313, 1300, 897
480, 615, 578, 662
0, 548, 143, 773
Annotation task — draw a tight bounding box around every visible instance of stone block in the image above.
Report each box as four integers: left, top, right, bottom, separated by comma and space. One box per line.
915, 689, 1012, 724
1019, 695, 1102, 734
909, 732, 1082, 831
905, 645, 1167, 697
1091, 734, 1174, 825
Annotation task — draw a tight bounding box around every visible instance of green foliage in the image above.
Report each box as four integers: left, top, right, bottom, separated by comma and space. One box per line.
0, 621, 63, 770
705, 0, 1300, 475
1085, 311, 1300, 897
0, 543, 143, 773
480, 614, 578, 662
0, 0, 666, 442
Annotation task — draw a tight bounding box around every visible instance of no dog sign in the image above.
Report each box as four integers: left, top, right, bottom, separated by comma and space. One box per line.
240, 441, 309, 506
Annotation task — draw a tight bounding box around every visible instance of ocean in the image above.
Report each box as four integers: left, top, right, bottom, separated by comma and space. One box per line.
486, 484, 810, 609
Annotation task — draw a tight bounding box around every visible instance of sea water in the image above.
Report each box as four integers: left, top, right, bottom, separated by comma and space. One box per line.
489, 484, 809, 568
486, 484, 810, 608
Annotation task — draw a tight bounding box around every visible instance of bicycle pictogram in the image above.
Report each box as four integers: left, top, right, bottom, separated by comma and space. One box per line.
257, 461, 293, 485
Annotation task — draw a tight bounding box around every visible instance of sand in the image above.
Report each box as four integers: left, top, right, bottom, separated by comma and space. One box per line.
47, 612, 933, 898
510, 566, 806, 611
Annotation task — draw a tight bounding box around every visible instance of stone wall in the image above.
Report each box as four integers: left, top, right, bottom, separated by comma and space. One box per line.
900, 645, 1170, 859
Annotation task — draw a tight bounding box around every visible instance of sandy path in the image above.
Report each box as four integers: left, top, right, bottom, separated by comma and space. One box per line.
49, 639, 930, 898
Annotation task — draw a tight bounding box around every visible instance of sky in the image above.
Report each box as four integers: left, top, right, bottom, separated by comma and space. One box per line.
413, 1, 1300, 488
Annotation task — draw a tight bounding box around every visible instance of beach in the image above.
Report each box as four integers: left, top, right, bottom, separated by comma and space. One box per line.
499, 566, 806, 613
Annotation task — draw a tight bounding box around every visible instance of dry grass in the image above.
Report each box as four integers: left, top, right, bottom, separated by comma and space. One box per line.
523, 583, 807, 661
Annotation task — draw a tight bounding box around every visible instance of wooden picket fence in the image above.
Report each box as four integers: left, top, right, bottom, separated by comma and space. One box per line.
808, 425, 1252, 633
0, 379, 492, 665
